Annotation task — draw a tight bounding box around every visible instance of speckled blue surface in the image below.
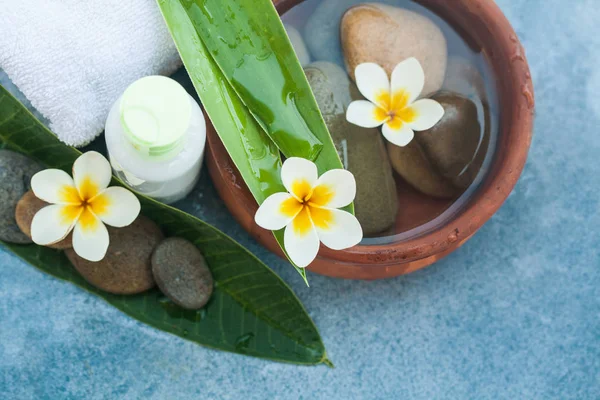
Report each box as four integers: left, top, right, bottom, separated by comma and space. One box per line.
1, 0, 599, 398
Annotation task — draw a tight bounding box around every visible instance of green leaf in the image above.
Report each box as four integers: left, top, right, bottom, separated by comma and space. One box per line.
172, 0, 324, 161
196, 0, 353, 211
0, 86, 329, 365
158, 0, 315, 283
157, 0, 353, 282
157, 0, 352, 182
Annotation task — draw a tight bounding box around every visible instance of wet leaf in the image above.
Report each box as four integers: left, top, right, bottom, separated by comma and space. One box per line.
157, 0, 353, 284
0, 86, 329, 365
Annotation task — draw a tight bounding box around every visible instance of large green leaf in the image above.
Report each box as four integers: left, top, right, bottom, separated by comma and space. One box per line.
173, 0, 324, 161
158, 0, 315, 283
180, 0, 346, 172
0, 86, 330, 366
157, 0, 353, 284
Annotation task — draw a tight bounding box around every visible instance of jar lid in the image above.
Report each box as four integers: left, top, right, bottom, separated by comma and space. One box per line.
120, 76, 192, 159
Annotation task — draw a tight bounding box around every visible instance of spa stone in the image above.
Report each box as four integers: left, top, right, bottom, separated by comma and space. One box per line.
15, 191, 72, 249
443, 56, 487, 102
151, 238, 213, 310
304, 0, 397, 67
284, 24, 311, 67
387, 142, 459, 199
305, 62, 398, 236
0, 150, 43, 244
387, 92, 484, 197
341, 3, 447, 95
66, 216, 163, 295
418, 92, 482, 186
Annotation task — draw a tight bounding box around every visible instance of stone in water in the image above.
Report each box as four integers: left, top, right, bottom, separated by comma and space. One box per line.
387, 92, 484, 197
305, 61, 398, 235
341, 3, 447, 96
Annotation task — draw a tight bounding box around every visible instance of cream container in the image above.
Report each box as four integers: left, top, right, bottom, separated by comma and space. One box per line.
105, 76, 206, 204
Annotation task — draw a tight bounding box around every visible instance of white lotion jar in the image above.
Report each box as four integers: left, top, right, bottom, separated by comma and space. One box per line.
105, 76, 206, 204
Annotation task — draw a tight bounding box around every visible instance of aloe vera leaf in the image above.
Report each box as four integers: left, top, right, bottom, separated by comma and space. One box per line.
181, 0, 353, 213
179, 0, 324, 161
158, 0, 310, 284
177, 0, 332, 164
0, 85, 328, 364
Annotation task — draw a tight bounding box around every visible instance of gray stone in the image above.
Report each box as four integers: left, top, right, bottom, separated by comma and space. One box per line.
443, 56, 487, 102
284, 24, 311, 67
341, 3, 447, 96
305, 62, 398, 236
305, 61, 352, 115
66, 216, 163, 295
0, 150, 43, 243
151, 238, 213, 310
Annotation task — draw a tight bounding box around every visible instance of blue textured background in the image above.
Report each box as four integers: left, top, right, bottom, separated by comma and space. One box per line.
1, 0, 599, 398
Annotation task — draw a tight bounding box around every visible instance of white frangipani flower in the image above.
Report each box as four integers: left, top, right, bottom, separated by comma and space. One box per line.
30, 151, 141, 262
255, 158, 363, 268
346, 57, 445, 147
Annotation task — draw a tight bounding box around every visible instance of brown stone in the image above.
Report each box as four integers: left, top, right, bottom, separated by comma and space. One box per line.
66, 216, 163, 295
387, 92, 484, 197
417, 92, 482, 188
341, 3, 447, 96
442, 58, 492, 188
15, 191, 72, 249
387, 142, 459, 199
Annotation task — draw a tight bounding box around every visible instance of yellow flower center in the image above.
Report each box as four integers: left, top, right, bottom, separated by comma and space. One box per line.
58, 176, 111, 231
373, 89, 417, 129
280, 179, 335, 236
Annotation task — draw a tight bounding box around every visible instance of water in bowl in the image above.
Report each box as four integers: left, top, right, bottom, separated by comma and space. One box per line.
281, 0, 499, 245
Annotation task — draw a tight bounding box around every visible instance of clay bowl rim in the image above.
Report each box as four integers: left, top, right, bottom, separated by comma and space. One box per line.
205, 0, 534, 269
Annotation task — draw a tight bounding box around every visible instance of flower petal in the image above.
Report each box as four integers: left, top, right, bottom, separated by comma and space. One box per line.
31, 169, 79, 205
346, 100, 386, 128
281, 157, 318, 201
382, 121, 415, 147
405, 99, 445, 131
313, 208, 363, 251
391, 57, 425, 104
284, 207, 320, 268
255, 192, 302, 231
91, 187, 141, 228
355, 63, 390, 106
31, 204, 80, 245
72, 151, 112, 201
311, 169, 356, 209
72, 209, 110, 262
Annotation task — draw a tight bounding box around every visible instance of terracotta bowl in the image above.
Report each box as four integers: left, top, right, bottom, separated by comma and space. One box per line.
206, 0, 534, 280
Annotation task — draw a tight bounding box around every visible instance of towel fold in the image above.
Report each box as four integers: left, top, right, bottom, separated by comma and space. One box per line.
0, 0, 181, 147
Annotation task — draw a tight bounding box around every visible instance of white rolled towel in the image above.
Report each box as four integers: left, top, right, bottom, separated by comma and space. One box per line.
0, 0, 181, 147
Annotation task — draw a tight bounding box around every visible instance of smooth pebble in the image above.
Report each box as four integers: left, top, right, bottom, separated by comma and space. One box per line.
0, 150, 43, 244
151, 238, 213, 310
66, 216, 163, 295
